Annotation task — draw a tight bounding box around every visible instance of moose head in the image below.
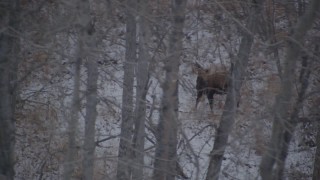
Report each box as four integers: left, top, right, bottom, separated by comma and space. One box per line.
193, 63, 229, 111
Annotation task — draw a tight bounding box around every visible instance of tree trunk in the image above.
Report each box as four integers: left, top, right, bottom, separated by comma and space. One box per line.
82, 58, 99, 180
64, 1, 97, 179
153, 1, 186, 180
116, 0, 137, 179
63, 54, 81, 180
132, 0, 150, 179
259, 1, 320, 179
62, 2, 85, 174
72, 0, 99, 179
205, 1, 264, 179
0, 0, 20, 179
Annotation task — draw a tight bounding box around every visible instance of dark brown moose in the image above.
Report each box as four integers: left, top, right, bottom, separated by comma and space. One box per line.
193, 63, 229, 111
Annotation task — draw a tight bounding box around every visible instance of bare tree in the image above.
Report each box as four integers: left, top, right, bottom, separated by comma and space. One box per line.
132, 0, 151, 179
260, 0, 320, 179
63, 1, 98, 180
116, 0, 137, 179
153, 1, 186, 180
82, 57, 99, 180
0, 0, 20, 179
70, 0, 99, 179
205, 0, 264, 179
63, 27, 82, 180
63, 57, 81, 180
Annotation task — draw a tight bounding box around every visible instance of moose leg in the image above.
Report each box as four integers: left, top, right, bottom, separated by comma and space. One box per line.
207, 90, 214, 111
195, 90, 204, 109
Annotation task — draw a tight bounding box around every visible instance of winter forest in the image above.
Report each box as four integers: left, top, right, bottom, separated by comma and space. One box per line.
1, 0, 320, 179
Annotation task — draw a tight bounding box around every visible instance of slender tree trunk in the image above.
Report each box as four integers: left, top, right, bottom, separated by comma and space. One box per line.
63, 55, 81, 180
132, 0, 150, 179
0, 0, 20, 179
153, 1, 186, 180
259, 1, 320, 179
62, 6, 84, 174
116, 0, 137, 179
70, 0, 99, 179
82, 58, 98, 180
273, 52, 311, 179
58, 0, 98, 180
63, 0, 97, 180
205, 1, 264, 179
64, 1, 96, 179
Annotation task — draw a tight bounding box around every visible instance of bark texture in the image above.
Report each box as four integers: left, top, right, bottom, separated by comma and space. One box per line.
75, 0, 99, 179
132, 0, 150, 179
153, 1, 186, 180
0, 0, 20, 179
82, 57, 98, 180
63, 53, 81, 180
64, 0, 95, 179
116, 0, 136, 179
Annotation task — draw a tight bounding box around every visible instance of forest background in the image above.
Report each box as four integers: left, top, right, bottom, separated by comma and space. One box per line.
1, 0, 320, 179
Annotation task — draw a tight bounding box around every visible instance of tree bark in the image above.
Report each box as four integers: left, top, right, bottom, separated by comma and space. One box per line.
72, 0, 99, 179
116, 0, 137, 179
63, 51, 81, 180
259, 1, 320, 179
62, 1, 85, 174
153, 1, 186, 180
205, 1, 264, 180
0, 0, 20, 179
82, 58, 99, 180
132, 0, 150, 179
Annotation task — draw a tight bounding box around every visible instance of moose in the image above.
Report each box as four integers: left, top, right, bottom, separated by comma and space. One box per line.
193, 63, 229, 111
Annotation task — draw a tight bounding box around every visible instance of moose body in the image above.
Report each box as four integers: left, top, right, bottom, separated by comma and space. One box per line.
194, 63, 229, 110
